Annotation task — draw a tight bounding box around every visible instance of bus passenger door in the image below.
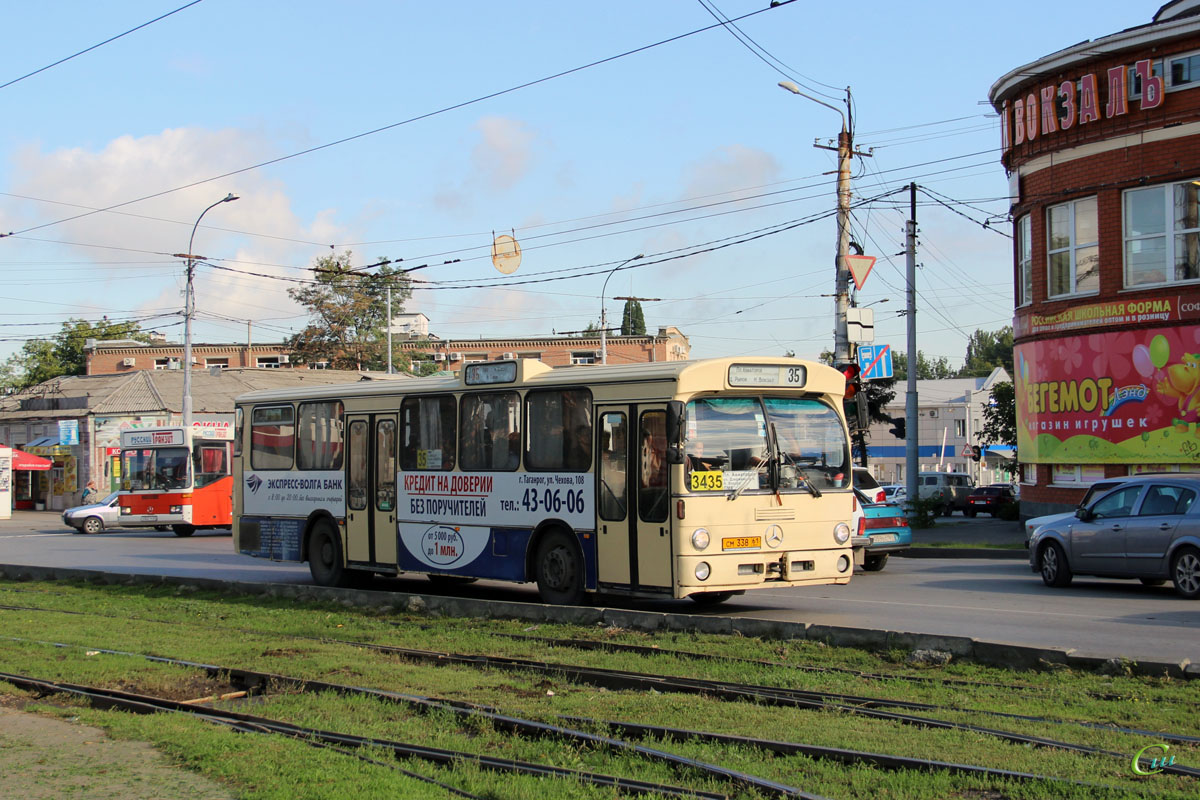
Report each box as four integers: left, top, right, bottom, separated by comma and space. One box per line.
596, 408, 631, 586
634, 407, 673, 590
594, 405, 673, 592
344, 414, 399, 568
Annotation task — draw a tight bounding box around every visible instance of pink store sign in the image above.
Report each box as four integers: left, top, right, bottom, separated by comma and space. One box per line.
1016, 325, 1200, 464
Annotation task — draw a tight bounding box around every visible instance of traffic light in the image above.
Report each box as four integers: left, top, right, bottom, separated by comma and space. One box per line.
971, 445, 982, 462
839, 363, 861, 401
888, 416, 906, 439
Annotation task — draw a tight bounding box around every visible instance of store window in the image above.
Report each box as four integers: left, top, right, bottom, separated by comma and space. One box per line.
1047, 197, 1098, 298
1016, 215, 1032, 305
1123, 180, 1200, 287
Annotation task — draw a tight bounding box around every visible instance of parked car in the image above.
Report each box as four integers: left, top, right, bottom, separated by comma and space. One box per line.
1028, 474, 1200, 599
918, 471, 974, 516
965, 485, 1016, 517
62, 492, 121, 534
881, 484, 907, 502
1023, 479, 1126, 548
853, 487, 911, 572
853, 467, 886, 503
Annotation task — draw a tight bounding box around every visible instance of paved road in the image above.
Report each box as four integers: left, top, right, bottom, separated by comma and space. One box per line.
2, 511, 1196, 665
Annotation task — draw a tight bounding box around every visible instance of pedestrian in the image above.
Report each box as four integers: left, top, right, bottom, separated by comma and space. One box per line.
82, 480, 99, 505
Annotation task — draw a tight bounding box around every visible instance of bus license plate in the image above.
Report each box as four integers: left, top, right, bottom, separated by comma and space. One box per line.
722, 536, 761, 551
142, 515, 158, 522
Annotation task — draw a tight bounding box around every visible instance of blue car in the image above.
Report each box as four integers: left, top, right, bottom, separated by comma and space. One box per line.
853, 488, 911, 572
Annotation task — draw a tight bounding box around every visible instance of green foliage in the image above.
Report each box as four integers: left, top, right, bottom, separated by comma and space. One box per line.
619, 299, 645, 336
0, 316, 150, 392
979, 381, 1017, 459
903, 496, 941, 528
286, 251, 411, 371
891, 350, 958, 380
962, 326, 1014, 377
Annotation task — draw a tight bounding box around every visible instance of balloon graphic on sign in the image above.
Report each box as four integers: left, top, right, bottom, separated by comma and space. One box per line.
1133, 344, 1155, 378
1150, 334, 1170, 369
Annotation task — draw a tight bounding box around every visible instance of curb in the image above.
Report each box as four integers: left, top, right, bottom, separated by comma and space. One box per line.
0, 563, 1190, 681
898, 547, 1027, 560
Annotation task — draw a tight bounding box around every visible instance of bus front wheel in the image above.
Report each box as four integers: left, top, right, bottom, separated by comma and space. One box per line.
535, 530, 585, 605
172, 525, 195, 537
309, 521, 350, 588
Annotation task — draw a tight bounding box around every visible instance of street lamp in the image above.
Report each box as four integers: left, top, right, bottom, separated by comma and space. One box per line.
179, 193, 238, 434
600, 254, 643, 365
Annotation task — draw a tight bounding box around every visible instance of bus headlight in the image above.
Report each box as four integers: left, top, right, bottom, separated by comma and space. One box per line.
170, 505, 183, 514
120, 506, 131, 515
833, 522, 850, 544
691, 529, 710, 551
695, 561, 711, 581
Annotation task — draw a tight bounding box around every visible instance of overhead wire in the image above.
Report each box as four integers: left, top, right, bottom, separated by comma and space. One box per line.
2, 0, 799, 239
0, 0, 205, 92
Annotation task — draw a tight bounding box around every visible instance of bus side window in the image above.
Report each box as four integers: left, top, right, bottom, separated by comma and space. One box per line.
251, 406, 295, 470
460, 392, 519, 471
401, 396, 456, 471
525, 389, 592, 472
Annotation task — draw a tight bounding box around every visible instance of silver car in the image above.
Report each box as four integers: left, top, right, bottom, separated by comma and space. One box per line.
1029, 474, 1200, 599
62, 492, 121, 534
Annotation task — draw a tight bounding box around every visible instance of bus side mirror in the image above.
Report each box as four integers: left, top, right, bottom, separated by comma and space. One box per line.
666, 400, 685, 464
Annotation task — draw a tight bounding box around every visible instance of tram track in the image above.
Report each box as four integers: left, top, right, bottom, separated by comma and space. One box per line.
2, 596, 1197, 752
0, 650, 1108, 795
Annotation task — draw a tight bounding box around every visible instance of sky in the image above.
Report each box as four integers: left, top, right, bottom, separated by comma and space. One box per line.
0, 1, 1158, 370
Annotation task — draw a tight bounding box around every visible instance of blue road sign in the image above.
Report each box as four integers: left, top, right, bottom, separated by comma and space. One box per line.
857, 344, 894, 380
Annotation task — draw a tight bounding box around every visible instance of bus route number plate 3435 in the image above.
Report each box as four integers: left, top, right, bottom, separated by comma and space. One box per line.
722, 536, 761, 551
690, 471, 724, 491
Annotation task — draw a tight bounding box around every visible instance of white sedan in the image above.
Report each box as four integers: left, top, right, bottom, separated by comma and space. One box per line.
62, 492, 121, 534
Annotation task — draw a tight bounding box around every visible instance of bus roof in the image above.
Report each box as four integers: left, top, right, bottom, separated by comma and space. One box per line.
234, 357, 846, 405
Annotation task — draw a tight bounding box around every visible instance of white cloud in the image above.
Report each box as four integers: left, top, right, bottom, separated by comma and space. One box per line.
471, 116, 535, 192
5, 127, 350, 346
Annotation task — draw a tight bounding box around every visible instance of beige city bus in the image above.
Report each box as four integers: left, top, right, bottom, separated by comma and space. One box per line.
233, 357, 856, 604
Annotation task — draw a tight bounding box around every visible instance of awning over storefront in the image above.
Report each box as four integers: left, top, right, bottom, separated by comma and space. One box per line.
9, 448, 52, 471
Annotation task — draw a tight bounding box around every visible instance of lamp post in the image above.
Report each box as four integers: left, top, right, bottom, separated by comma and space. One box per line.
599, 254, 643, 364
178, 193, 238, 434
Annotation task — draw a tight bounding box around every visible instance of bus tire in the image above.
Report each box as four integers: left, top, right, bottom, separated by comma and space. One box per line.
535, 530, 585, 605
308, 520, 350, 588
172, 525, 195, 537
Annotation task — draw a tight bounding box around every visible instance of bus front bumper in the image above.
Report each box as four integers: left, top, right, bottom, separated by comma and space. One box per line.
676, 548, 854, 593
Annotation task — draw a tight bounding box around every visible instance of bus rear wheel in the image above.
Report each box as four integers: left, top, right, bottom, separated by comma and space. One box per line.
535, 530, 585, 605
309, 521, 352, 588
172, 525, 195, 537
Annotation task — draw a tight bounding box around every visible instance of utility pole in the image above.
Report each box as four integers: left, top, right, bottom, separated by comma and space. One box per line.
386, 286, 393, 374
905, 182, 920, 506
811, 97, 871, 365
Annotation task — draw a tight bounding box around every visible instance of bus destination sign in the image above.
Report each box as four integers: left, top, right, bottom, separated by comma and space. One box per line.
464, 362, 518, 385
728, 364, 806, 388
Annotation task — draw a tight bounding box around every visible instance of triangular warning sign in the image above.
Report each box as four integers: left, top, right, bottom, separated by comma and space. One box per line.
845, 254, 876, 290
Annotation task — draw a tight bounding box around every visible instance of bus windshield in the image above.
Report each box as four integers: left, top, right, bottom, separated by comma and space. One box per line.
685, 396, 848, 491
123, 447, 190, 491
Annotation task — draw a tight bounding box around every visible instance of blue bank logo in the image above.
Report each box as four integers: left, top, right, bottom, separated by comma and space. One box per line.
245, 474, 263, 494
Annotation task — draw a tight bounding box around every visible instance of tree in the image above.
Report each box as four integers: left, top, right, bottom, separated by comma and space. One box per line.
891, 350, 958, 381
620, 299, 646, 335
962, 326, 1014, 377
286, 250, 412, 371
0, 316, 150, 392
978, 381, 1017, 459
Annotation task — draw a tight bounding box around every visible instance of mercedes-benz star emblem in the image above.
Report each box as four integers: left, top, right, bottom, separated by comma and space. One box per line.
765, 525, 783, 548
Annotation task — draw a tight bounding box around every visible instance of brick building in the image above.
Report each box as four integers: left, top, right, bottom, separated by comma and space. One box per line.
85, 338, 301, 375
989, 0, 1200, 517
396, 326, 690, 371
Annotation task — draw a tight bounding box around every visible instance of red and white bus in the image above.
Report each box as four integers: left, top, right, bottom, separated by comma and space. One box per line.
119, 426, 234, 536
